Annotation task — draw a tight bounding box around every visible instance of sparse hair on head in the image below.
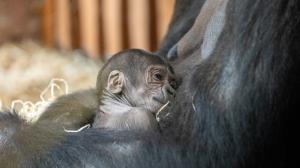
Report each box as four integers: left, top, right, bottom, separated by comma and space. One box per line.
96, 49, 167, 93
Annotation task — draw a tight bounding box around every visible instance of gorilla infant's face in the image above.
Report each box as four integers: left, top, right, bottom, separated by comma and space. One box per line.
100, 49, 179, 114
124, 64, 178, 113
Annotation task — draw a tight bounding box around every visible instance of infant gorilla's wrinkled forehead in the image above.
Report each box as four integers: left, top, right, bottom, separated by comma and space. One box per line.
93, 49, 179, 131
97, 49, 176, 91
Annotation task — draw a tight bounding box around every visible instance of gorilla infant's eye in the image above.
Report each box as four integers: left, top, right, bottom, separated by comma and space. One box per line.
147, 65, 167, 84
154, 73, 163, 81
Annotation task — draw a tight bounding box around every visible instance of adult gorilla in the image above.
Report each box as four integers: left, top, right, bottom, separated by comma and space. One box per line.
1, 0, 297, 167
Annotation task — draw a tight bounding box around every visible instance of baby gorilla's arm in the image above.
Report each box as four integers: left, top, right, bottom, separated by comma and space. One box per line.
37, 89, 99, 130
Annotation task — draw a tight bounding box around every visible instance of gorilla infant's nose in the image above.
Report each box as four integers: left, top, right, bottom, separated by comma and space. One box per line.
169, 79, 179, 90
167, 87, 176, 97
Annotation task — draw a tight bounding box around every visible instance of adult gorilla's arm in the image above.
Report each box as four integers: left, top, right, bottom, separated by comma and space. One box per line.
168, 0, 229, 78
0, 111, 187, 168
157, 0, 206, 57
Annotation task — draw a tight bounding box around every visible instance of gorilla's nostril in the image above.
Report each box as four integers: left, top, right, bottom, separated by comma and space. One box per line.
170, 80, 178, 90
167, 89, 175, 96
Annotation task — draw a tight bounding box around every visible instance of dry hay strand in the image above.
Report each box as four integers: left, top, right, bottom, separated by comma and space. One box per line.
8, 78, 69, 122
0, 41, 102, 111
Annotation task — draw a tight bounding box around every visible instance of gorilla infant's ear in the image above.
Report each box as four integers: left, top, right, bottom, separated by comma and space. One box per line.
106, 70, 125, 94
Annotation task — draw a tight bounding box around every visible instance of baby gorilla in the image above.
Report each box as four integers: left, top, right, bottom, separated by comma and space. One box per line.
93, 49, 177, 131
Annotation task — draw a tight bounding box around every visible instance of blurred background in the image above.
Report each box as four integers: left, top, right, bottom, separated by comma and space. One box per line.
0, 0, 174, 109
0, 0, 174, 58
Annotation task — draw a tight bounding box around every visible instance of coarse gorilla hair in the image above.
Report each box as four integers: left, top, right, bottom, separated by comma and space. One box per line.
161, 0, 298, 167
0, 112, 187, 168
0, 0, 298, 167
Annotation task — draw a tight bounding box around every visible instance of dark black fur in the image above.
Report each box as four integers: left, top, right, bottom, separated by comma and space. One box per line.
0, 112, 187, 168
1, 0, 298, 167
162, 0, 299, 167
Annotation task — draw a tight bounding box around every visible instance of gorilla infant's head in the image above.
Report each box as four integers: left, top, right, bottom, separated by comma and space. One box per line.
94, 49, 178, 130
97, 49, 178, 114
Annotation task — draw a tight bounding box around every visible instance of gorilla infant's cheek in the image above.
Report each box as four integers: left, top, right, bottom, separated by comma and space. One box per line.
131, 87, 148, 105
